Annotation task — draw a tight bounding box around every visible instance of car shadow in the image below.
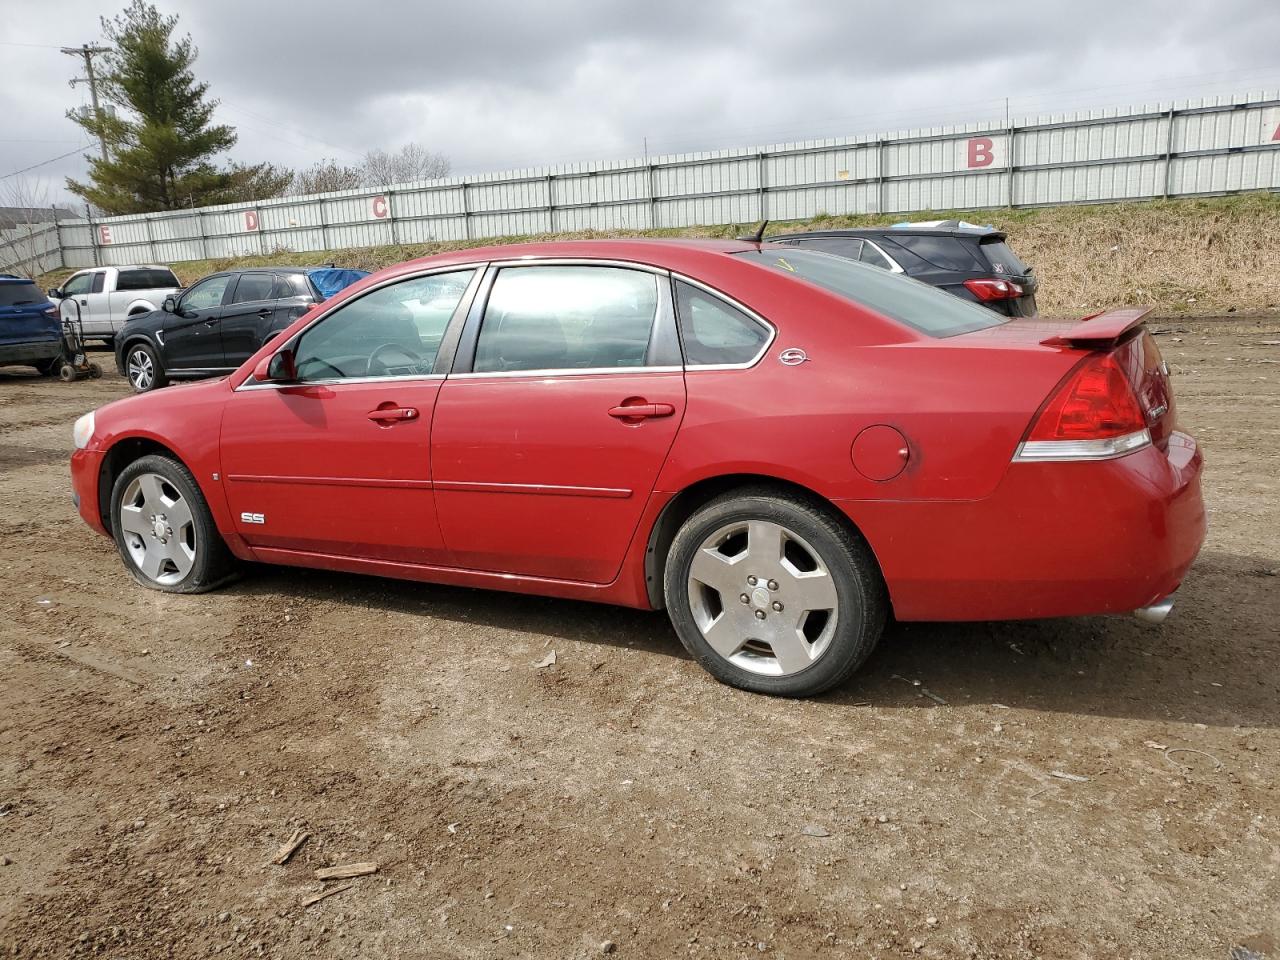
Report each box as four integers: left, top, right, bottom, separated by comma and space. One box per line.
231, 547, 1279, 730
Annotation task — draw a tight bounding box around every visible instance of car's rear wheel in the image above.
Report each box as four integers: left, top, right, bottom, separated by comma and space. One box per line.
109, 454, 235, 593
125, 342, 166, 392
664, 489, 886, 697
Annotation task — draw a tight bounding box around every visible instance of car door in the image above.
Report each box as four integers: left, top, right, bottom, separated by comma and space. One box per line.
217, 272, 279, 367
218, 268, 482, 563
161, 273, 234, 371
57, 271, 96, 333
431, 263, 686, 584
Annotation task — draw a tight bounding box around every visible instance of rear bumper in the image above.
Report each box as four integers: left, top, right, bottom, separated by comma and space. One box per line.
843, 431, 1206, 621
71, 447, 109, 537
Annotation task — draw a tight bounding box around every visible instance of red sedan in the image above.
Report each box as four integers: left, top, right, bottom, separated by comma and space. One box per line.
70, 239, 1205, 697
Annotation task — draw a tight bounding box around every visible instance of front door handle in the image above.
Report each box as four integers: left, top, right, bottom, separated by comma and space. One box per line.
608, 401, 676, 420
367, 405, 419, 424
256, 307, 272, 317
203, 316, 219, 326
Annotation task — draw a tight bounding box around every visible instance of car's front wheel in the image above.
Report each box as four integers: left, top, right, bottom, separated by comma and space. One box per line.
664, 489, 887, 697
124, 342, 166, 392
109, 454, 235, 593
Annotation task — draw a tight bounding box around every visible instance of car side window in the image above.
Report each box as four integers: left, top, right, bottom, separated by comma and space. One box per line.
292, 270, 475, 382
796, 237, 864, 260
229, 273, 275, 305
180, 275, 233, 312
90, 273, 106, 294
859, 242, 894, 270
62, 273, 93, 296
674, 281, 771, 366
473, 266, 659, 373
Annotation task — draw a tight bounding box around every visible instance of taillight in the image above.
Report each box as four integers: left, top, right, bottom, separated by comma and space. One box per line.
964, 278, 1023, 302
1014, 351, 1151, 461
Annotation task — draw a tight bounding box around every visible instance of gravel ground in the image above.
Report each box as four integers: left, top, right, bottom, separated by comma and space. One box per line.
1, 317, 1277, 959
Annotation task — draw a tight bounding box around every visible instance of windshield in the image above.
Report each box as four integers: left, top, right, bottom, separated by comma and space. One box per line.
0, 282, 42, 307
738, 247, 1006, 337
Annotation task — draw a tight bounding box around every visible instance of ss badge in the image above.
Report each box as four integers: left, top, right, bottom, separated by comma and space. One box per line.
240, 512, 265, 525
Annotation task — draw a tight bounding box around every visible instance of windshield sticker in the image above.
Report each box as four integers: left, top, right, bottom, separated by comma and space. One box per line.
774, 257, 797, 273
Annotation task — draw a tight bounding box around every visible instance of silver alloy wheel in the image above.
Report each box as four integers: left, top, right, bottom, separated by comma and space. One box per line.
127, 348, 154, 390
686, 519, 839, 676
117, 472, 197, 585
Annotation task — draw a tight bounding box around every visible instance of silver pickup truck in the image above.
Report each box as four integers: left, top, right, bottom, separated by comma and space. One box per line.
50, 265, 182, 345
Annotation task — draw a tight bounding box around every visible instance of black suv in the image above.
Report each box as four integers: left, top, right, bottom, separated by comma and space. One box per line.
768, 221, 1038, 317
115, 266, 366, 392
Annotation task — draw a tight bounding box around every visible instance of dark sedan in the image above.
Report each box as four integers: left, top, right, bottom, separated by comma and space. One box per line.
115, 266, 367, 392
767, 221, 1038, 317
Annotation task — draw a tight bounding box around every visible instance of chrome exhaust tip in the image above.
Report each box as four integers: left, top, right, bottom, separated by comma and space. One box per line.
1134, 595, 1175, 624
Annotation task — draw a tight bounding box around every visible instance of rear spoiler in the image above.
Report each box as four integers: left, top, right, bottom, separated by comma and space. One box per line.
1041, 306, 1153, 347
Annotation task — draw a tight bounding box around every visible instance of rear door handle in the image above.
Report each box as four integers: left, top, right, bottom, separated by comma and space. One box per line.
608, 402, 675, 420
367, 406, 419, 424
256, 307, 272, 317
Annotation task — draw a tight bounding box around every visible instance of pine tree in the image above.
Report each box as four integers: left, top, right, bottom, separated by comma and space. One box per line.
66, 1, 280, 213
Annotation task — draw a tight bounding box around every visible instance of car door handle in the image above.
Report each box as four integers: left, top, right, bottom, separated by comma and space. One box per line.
256, 308, 272, 317
78, 298, 87, 306
203, 317, 219, 326
367, 406, 419, 424
608, 402, 676, 420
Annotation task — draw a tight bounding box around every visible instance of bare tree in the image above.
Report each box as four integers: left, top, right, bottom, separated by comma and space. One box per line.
0, 176, 62, 277
291, 158, 364, 196
361, 144, 451, 186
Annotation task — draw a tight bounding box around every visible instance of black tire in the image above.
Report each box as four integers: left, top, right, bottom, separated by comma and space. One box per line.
123, 341, 166, 392
34, 357, 60, 376
58, 363, 77, 382
664, 487, 887, 697
109, 454, 236, 594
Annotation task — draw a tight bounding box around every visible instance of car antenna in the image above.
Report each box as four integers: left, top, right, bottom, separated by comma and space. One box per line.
742, 220, 768, 244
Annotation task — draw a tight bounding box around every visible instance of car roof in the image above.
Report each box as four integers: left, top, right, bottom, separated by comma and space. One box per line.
386, 238, 759, 276
770, 225, 1007, 241
0, 275, 38, 284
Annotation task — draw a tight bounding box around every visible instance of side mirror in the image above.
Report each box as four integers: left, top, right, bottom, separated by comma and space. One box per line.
254, 348, 297, 383
162, 296, 176, 313
48, 288, 62, 299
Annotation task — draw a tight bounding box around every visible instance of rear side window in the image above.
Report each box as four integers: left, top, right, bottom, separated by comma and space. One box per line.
474, 266, 658, 373
117, 268, 180, 291
0, 282, 41, 306
791, 237, 864, 260
980, 239, 1029, 277
675, 281, 771, 365
737, 248, 1005, 337
229, 273, 275, 304
859, 243, 894, 270
887, 235, 983, 272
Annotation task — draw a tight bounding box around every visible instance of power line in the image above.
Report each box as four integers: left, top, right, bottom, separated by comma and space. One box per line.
0, 146, 90, 181
0, 40, 79, 49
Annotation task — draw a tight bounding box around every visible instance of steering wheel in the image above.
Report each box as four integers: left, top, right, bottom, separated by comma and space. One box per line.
294, 357, 346, 380
368, 342, 424, 375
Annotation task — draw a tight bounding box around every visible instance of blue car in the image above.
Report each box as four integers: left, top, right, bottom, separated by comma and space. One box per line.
0, 275, 62, 375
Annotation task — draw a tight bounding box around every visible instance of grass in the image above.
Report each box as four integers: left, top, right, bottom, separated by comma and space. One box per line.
38, 192, 1280, 317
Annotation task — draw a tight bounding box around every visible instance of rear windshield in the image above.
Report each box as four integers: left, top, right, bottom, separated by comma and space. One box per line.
0, 281, 42, 307
886, 234, 984, 272
979, 239, 1029, 277
117, 268, 180, 291
738, 248, 1006, 337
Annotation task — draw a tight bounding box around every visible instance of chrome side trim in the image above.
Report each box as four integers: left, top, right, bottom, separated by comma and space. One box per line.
448, 365, 683, 380
862, 239, 906, 274
236, 373, 446, 392
1012, 428, 1151, 462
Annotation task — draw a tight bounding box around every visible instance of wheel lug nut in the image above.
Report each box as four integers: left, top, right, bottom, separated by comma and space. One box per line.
747, 575, 758, 586
739, 593, 750, 604
754, 610, 766, 620
772, 601, 784, 611
767, 580, 779, 591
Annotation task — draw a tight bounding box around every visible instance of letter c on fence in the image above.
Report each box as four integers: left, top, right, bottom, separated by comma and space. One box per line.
99, 225, 113, 245
244, 211, 259, 232
372, 196, 389, 219
967, 137, 995, 168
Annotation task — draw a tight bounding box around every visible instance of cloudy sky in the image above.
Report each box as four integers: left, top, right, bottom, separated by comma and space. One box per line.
3, 0, 1279, 207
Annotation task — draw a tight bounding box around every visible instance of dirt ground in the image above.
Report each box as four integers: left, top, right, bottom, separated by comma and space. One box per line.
1, 318, 1277, 959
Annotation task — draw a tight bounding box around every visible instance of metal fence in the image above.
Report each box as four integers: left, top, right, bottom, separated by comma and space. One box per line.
7, 88, 1279, 275
0, 222, 64, 276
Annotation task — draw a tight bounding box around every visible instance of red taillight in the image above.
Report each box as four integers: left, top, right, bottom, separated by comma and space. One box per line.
1027, 352, 1147, 442
964, 277, 1023, 302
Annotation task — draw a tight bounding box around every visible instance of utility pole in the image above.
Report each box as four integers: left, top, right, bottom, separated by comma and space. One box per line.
62, 44, 112, 163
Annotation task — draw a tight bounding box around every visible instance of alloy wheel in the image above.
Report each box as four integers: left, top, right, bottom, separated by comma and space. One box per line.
117, 472, 197, 585
686, 519, 839, 676
127, 348, 154, 390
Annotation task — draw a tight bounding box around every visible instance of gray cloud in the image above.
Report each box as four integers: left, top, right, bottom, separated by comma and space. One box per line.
3, 0, 1278, 206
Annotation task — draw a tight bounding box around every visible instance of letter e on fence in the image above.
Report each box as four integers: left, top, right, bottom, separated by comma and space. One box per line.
244, 210, 259, 232
967, 137, 995, 168
372, 196, 389, 219
99, 225, 113, 245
